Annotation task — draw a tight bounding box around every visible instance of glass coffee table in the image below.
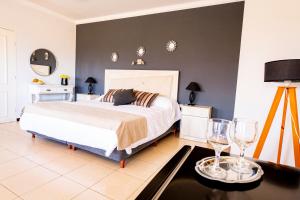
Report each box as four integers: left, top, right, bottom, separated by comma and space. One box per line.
136, 145, 300, 200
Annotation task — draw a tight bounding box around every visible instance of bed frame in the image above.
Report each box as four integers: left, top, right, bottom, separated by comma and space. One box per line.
28, 69, 180, 168
29, 124, 178, 168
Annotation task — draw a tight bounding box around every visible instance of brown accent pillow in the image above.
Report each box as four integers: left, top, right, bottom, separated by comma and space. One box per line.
102, 89, 120, 102
132, 90, 159, 107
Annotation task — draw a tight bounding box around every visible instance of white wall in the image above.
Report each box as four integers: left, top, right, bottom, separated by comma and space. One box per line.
0, 1, 76, 116
234, 0, 300, 166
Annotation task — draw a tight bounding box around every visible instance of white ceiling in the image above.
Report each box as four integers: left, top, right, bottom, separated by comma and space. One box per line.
27, 0, 197, 19
25, 0, 241, 23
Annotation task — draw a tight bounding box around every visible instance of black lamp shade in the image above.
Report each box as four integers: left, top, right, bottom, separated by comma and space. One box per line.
85, 77, 97, 84
264, 59, 300, 82
186, 82, 201, 91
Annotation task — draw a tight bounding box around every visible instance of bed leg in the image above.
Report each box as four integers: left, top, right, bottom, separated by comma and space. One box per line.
172, 129, 177, 137
68, 144, 73, 149
120, 160, 126, 168
32, 133, 35, 139
152, 141, 158, 146
72, 146, 77, 151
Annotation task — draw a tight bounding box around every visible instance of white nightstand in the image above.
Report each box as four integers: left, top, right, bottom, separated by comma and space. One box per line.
180, 104, 212, 142
76, 93, 101, 102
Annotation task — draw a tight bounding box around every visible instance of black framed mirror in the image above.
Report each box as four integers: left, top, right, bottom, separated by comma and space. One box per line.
30, 49, 56, 76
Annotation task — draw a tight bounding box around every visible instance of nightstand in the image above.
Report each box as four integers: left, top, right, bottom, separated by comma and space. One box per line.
180, 104, 212, 142
76, 93, 101, 101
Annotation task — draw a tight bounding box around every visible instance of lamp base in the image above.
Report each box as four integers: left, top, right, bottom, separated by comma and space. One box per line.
88, 84, 93, 95
189, 91, 196, 105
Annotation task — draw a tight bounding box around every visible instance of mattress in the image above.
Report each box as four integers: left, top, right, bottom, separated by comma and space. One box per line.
20, 96, 181, 156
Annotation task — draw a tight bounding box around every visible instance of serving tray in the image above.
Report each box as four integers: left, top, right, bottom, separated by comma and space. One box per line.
195, 156, 264, 184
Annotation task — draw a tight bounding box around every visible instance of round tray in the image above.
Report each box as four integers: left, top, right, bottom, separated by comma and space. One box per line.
195, 156, 264, 184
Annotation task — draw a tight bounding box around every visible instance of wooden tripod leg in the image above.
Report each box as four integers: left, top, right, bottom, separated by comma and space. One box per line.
277, 90, 288, 164
288, 88, 300, 167
253, 87, 285, 159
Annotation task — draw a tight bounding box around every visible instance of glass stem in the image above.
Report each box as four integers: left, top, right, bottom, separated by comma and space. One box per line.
213, 149, 221, 170
238, 146, 246, 167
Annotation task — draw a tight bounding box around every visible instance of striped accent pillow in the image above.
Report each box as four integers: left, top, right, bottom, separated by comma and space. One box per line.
102, 89, 120, 102
132, 91, 159, 107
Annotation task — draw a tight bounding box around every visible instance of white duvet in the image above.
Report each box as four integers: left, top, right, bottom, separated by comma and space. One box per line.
20, 96, 181, 156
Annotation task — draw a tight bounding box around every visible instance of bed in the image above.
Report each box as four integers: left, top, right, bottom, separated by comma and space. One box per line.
20, 70, 180, 168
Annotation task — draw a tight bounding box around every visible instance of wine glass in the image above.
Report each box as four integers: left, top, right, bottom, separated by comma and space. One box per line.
205, 118, 232, 179
230, 118, 258, 174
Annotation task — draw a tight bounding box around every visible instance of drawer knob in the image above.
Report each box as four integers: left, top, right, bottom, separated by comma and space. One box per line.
64, 89, 68, 91
46, 89, 51, 91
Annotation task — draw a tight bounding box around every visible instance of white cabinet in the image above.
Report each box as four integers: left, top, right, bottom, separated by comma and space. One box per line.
76, 93, 101, 102
29, 84, 74, 103
180, 104, 212, 142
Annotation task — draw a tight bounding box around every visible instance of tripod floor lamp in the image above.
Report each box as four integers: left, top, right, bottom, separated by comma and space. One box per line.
253, 59, 300, 168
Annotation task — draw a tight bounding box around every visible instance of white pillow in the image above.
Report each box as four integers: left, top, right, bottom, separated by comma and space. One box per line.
151, 95, 173, 109
95, 95, 104, 101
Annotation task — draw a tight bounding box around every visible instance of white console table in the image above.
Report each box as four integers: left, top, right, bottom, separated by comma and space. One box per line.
29, 84, 74, 103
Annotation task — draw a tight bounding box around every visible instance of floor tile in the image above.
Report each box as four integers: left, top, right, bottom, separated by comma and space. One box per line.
0, 158, 37, 180
1, 166, 60, 195
73, 189, 110, 200
91, 171, 143, 200
0, 185, 17, 200
132, 148, 171, 166
21, 177, 86, 200
118, 159, 159, 180
65, 162, 114, 187
25, 149, 66, 165
42, 154, 88, 175
0, 150, 20, 164
90, 157, 119, 170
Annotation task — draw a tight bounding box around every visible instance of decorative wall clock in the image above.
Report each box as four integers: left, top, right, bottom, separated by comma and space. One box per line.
166, 40, 177, 52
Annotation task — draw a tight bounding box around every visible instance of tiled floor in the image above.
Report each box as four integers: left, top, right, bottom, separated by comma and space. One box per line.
0, 122, 209, 200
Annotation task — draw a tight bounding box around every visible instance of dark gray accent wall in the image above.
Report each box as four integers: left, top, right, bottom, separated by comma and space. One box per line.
76, 2, 244, 119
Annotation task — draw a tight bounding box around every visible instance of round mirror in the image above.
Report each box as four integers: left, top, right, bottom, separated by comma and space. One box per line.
166, 40, 177, 52
30, 49, 56, 76
111, 52, 118, 62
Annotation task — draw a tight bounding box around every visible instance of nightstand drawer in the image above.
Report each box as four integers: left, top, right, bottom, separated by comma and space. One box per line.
180, 105, 210, 117
38, 86, 73, 94
180, 115, 208, 140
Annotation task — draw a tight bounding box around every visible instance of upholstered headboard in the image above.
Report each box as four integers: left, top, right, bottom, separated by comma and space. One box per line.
104, 69, 179, 100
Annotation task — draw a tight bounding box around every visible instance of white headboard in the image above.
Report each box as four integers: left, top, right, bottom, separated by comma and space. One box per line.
105, 70, 179, 100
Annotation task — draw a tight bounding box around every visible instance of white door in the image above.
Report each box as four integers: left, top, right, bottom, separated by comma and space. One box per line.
0, 28, 16, 123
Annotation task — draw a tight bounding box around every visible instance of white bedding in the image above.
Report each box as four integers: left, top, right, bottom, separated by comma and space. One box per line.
20, 96, 181, 156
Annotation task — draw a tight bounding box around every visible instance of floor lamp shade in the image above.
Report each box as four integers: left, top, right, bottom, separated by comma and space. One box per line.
265, 59, 300, 82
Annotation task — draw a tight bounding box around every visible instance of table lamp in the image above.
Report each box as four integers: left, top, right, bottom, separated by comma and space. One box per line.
186, 82, 201, 105
85, 77, 97, 94
253, 59, 300, 167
